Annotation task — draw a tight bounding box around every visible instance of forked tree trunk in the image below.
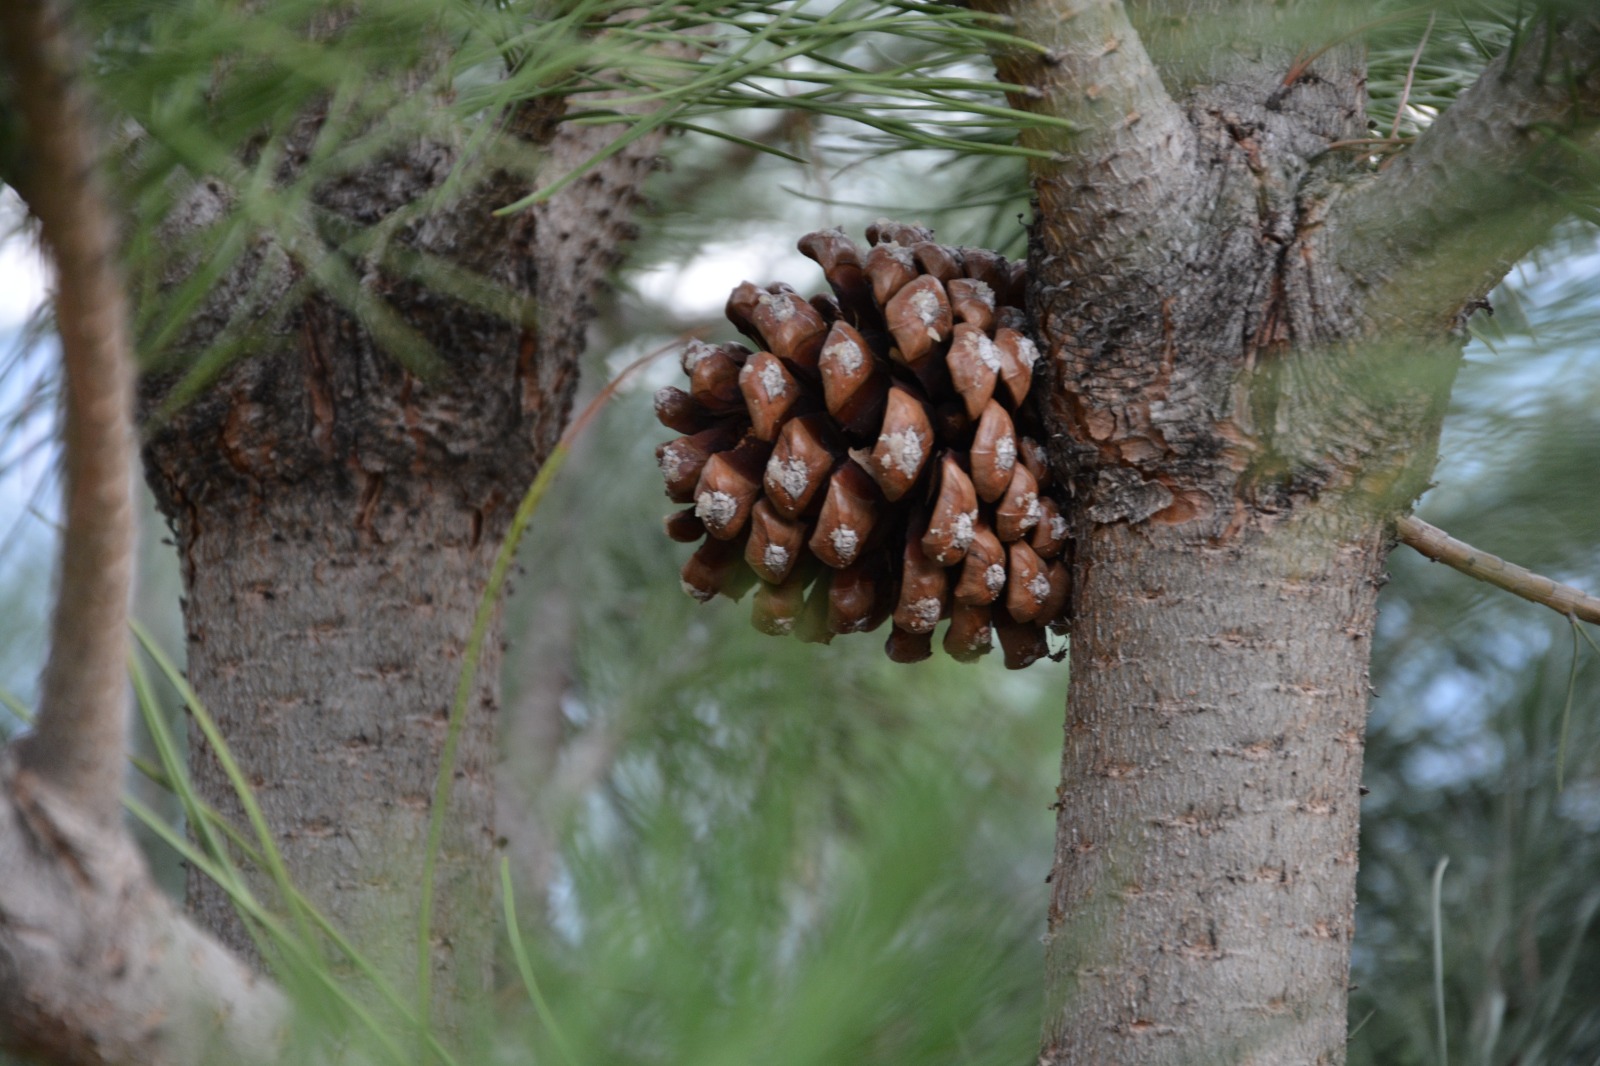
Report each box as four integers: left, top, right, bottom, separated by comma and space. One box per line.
142, 106, 662, 1030
1033, 315, 1450, 1063
971, 2, 1564, 1060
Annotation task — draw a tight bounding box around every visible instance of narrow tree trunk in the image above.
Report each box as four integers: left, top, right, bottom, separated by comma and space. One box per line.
1, 1, 292, 1060
1044, 518, 1381, 1064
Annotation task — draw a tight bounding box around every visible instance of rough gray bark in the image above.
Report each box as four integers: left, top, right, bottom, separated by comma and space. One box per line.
0, 2, 290, 1061
148, 479, 511, 1015
139, 93, 662, 1029
976, 2, 1600, 1062
1043, 523, 1380, 1064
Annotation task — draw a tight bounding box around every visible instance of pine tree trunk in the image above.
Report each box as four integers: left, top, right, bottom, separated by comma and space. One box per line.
972, 6, 1518, 1058
141, 103, 661, 1032
1043, 518, 1382, 1064
148, 474, 507, 1016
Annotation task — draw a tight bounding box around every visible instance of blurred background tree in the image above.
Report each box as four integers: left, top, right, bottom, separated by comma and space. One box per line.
2, 1, 1598, 1063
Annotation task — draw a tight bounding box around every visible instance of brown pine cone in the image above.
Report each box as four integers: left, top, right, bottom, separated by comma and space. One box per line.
653, 222, 1070, 668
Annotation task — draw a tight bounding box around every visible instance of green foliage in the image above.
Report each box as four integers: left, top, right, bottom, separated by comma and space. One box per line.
1364, 2, 1522, 139
1351, 246, 1600, 1066
495, 379, 1065, 1065
60, 0, 1050, 399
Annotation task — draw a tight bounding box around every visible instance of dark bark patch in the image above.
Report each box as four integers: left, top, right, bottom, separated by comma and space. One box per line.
300, 317, 337, 458
1087, 468, 1173, 525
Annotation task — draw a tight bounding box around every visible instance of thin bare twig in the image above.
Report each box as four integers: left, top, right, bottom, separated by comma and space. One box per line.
1323, 136, 1414, 155
1396, 514, 1600, 625
1391, 12, 1437, 140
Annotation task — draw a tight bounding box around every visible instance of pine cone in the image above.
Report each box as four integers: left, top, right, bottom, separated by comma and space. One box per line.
653, 222, 1070, 667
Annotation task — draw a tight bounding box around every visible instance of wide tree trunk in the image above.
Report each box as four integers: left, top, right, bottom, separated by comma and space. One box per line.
974, 2, 1600, 1061
1044, 520, 1382, 1063
143, 466, 510, 1013
141, 94, 662, 1030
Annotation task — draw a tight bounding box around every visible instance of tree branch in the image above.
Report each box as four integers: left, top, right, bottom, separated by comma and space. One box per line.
0, 757, 290, 1066
1329, 12, 1600, 334
1396, 514, 1600, 626
1, 0, 135, 826
0, 4, 293, 1062
971, 0, 1198, 296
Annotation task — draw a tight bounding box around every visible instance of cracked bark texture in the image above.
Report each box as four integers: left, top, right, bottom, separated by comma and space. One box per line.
977, 2, 1600, 1062
140, 59, 665, 1029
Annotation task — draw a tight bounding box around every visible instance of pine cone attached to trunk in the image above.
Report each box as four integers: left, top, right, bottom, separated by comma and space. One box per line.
653, 223, 1070, 667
